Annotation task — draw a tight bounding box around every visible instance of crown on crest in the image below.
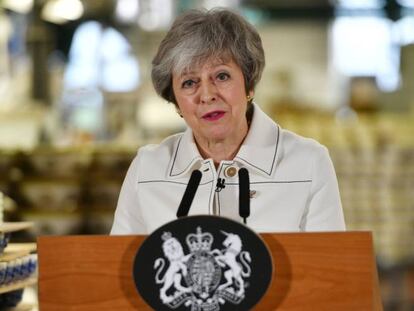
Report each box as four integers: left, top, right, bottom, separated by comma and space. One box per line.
186, 227, 213, 252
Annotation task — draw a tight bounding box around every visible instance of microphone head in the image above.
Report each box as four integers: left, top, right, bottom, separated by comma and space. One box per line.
176, 170, 202, 218
238, 168, 250, 219
238, 167, 249, 179
193, 169, 202, 180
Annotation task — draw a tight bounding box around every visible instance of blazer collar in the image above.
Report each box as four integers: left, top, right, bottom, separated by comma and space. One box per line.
234, 104, 280, 178
168, 129, 203, 178
168, 103, 280, 179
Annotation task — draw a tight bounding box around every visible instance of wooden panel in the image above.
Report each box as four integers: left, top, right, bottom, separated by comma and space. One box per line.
259, 232, 380, 311
38, 236, 149, 311
37, 232, 382, 311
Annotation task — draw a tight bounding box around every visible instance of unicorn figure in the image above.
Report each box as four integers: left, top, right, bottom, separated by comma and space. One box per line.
213, 231, 251, 297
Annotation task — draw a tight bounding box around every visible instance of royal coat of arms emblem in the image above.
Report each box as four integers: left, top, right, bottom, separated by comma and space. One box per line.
153, 227, 252, 311
133, 215, 272, 311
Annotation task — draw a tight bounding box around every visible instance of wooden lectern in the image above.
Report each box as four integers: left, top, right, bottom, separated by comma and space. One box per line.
37, 232, 383, 310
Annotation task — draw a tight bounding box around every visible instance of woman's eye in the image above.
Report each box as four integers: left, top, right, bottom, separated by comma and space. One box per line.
182, 80, 196, 88
217, 72, 230, 81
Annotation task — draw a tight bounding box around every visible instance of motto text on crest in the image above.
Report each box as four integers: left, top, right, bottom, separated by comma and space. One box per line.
153, 227, 252, 311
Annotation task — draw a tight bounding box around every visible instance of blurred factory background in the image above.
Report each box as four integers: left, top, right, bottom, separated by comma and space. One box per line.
0, 0, 413, 310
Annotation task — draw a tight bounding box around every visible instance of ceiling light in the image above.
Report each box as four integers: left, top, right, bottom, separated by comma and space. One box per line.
2, 0, 33, 14
115, 0, 140, 23
41, 0, 84, 24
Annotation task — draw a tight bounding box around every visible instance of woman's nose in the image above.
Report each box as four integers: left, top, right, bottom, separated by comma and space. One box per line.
200, 82, 217, 104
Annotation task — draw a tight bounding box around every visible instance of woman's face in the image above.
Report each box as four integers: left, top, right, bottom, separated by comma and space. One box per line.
172, 59, 252, 143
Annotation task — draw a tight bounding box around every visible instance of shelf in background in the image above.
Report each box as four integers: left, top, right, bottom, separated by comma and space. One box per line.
10, 303, 36, 311
0, 222, 34, 233
0, 243, 37, 262
0, 277, 37, 294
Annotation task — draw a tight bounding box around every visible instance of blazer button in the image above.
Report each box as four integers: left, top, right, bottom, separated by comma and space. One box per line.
224, 166, 237, 178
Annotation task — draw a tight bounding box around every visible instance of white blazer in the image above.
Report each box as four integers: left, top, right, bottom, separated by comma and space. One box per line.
110, 104, 345, 235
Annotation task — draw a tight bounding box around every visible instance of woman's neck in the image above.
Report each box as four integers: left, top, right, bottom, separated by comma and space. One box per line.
194, 126, 248, 168
197, 141, 239, 168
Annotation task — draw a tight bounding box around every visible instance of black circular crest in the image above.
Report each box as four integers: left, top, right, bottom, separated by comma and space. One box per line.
133, 215, 273, 311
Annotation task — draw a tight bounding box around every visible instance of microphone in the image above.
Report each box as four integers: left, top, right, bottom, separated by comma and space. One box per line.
176, 170, 202, 218
238, 168, 250, 224
215, 178, 226, 192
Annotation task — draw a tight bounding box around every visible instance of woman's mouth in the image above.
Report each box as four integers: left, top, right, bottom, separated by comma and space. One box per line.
202, 110, 225, 121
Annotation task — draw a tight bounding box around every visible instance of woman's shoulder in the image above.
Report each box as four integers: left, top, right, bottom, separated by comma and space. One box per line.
274, 126, 333, 180
126, 133, 185, 180
137, 133, 184, 161
279, 126, 328, 156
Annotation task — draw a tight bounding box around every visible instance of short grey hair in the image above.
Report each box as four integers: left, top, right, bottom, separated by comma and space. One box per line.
151, 8, 265, 105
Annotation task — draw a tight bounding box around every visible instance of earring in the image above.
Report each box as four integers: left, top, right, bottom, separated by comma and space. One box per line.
247, 95, 253, 102
175, 108, 183, 118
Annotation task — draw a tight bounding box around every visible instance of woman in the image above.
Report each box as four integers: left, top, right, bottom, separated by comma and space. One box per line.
110, 9, 345, 234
